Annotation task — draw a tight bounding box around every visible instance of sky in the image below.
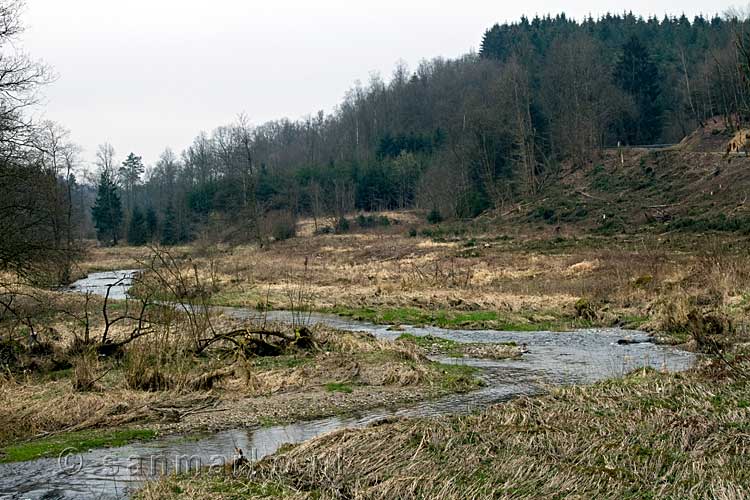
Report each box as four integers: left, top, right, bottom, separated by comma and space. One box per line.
21, 0, 738, 167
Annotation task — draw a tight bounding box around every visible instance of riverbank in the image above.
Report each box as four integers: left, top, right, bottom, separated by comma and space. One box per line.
0, 315, 481, 464
141, 351, 750, 499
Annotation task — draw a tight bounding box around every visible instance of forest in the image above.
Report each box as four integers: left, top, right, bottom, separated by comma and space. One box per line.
4, 9, 750, 278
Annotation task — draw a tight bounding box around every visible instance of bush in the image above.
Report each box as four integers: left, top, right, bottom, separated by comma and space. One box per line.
574, 298, 597, 321
262, 210, 297, 242
271, 217, 296, 241
408, 227, 417, 238
456, 191, 491, 218
356, 214, 392, 229
427, 208, 443, 224
532, 206, 556, 223
335, 217, 351, 233
72, 350, 101, 392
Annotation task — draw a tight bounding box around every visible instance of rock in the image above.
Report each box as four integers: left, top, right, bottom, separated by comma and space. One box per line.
617, 337, 653, 346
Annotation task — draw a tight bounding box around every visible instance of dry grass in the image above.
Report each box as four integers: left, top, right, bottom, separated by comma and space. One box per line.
238, 328, 459, 397
0, 378, 161, 445
0, 309, 475, 449
143, 358, 750, 499
97, 225, 750, 339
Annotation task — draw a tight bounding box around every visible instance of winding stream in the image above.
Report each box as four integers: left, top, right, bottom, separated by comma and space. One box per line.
0, 270, 696, 499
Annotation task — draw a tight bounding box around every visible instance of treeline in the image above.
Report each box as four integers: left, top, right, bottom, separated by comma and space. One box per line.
96, 13, 750, 246
0, 1, 91, 283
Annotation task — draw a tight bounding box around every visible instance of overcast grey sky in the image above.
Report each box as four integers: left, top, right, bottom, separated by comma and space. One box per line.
23, 0, 736, 167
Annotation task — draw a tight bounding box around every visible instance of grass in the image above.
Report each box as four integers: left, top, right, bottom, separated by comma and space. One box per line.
246, 354, 314, 370
0, 428, 157, 463
396, 333, 459, 351
433, 362, 482, 392
324, 382, 354, 393
143, 359, 750, 499
396, 333, 521, 360
327, 306, 575, 331
139, 472, 297, 499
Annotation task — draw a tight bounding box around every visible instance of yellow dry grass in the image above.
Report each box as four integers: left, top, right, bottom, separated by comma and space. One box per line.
142, 359, 750, 499
87, 227, 750, 335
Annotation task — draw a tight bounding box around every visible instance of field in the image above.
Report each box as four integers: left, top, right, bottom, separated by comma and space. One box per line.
121, 202, 750, 498
82, 211, 750, 347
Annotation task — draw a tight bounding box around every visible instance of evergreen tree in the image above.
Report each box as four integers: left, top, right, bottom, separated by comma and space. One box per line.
145, 207, 159, 242
127, 206, 148, 246
91, 171, 123, 246
118, 152, 144, 213
614, 36, 663, 144
161, 202, 178, 246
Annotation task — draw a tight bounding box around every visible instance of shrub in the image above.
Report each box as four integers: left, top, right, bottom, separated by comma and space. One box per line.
456, 191, 490, 218
427, 209, 443, 224
356, 214, 392, 229
314, 225, 333, 235
72, 350, 101, 392
532, 206, 556, 223
574, 298, 597, 321
263, 210, 297, 242
335, 217, 351, 233
271, 218, 296, 241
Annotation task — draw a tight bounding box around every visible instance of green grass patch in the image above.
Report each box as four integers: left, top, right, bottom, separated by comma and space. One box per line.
434, 362, 482, 392
248, 354, 313, 370
619, 314, 649, 329
396, 333, 459, 351
325, 382, 354, 393
327, 306, 574, 331
0, 428, 157, 463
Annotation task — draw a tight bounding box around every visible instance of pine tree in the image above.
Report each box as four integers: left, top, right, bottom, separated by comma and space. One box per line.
161, 202, 178, 246
91, 171, 123, 246
127, 206, 148, 246
614, 36, 663, 144
118, 152, 144, 213
145, 207, 158, 242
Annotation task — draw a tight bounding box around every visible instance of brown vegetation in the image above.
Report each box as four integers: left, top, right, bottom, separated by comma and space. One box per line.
142, 350, 750, 499
85, 217, 750, 345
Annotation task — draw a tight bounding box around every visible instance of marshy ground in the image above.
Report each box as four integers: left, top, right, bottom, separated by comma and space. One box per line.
0, 283, 483, 465
142, 356, 750, 499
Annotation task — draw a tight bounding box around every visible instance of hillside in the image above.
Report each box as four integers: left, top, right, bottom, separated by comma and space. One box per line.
512, 123, 750, 237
